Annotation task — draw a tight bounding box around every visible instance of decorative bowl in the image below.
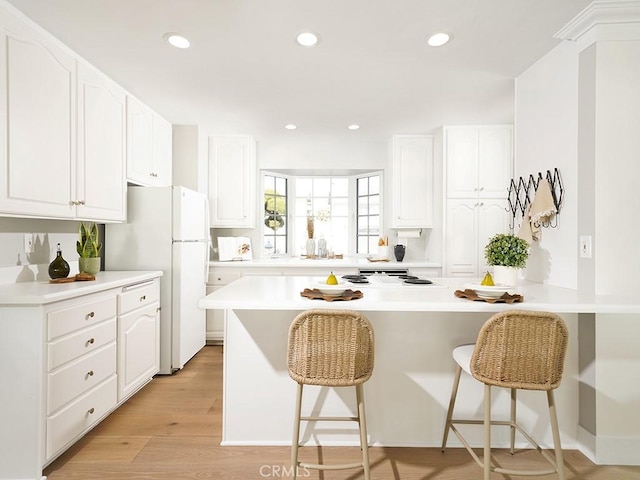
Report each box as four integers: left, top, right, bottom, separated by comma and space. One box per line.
464, 283, 512, 299
314, 279, 348, 296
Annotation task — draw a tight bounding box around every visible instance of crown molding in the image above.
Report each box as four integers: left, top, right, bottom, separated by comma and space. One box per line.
555, 1, 640, 50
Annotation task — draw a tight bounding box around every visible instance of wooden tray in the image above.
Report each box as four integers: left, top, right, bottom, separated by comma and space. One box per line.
300, 288, 363, 302
454, 289, 523, 304
49, 273, 96, 284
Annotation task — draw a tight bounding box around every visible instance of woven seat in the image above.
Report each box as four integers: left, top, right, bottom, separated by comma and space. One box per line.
287, 309, 375, 480
441, 310, 569, 480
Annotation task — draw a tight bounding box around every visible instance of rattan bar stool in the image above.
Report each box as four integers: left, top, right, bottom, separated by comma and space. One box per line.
441, 310, 568, 480
287, 309, 375, 480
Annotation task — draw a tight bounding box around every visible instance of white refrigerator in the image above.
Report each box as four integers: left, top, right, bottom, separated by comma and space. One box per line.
106, 186, 210, 374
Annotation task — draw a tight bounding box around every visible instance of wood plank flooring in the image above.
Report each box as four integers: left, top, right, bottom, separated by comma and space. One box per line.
44, 346, 640, 479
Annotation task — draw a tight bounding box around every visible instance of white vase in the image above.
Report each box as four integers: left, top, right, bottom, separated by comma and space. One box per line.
305, 238, 316, 257
492, 265, 518, 286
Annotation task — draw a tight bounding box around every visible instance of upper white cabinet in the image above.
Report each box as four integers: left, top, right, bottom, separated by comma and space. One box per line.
208, 135, 256, 228
0, 9, 76, 219
445, 126, 512, 199
77, 62, 126, 222
391, 135, 434, 228
0, 5, 127, 221
442, 125, 513, 278
126, 96, 172, 187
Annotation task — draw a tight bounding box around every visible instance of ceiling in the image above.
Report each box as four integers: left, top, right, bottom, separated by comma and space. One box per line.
6, 0, 590, 144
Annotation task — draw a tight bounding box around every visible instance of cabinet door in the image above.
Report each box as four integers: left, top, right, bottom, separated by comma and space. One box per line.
445, 128, 479, 198
0, 11, 76, 218
478, 127, 512, 198
391, 135, 434, 228
445, 199, 478, 277
126, 96, 153, 185
117, 301, 160, 401
205, 284, 224, 344
476, 198, 511, 273
208, 135, 256, 227
77, 61, 126, 221
151, 114, 172, 186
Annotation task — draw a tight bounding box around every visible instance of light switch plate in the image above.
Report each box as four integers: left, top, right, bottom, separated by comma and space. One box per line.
24, 233, 34, 253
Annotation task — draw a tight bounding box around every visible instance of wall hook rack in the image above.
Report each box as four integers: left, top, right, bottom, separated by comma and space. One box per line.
507, 168, 563, 230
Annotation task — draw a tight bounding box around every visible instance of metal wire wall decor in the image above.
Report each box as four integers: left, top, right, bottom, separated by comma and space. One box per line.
507, 168, 563, 229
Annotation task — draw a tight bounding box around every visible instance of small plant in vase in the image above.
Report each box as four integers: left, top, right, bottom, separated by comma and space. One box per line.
77, 222, 102, 275
305, 216, 316, 258
484, 233, 529, 286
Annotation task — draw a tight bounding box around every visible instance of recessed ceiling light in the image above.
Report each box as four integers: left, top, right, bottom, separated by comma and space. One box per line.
427, 32, 452, 47
163, 33, 190, 49
348, 124, 360, 130
296, 31, 320, 47
284, 124, 297, 130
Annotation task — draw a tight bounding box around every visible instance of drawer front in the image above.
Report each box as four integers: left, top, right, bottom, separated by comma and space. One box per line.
46, 375, 117, 461
208, 271, 242, 285
47, 342, 116, 415
48, 296, 117, 340
48, 319, 117, 370
118, 280, 160, 314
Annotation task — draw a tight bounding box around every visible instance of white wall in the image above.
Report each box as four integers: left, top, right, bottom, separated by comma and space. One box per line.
515, 41, 579, 289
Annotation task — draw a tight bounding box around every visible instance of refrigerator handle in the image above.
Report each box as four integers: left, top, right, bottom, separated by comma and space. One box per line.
204, 197, 212, 282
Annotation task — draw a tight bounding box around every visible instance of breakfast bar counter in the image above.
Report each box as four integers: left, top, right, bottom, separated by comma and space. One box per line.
198, 275, 640, 465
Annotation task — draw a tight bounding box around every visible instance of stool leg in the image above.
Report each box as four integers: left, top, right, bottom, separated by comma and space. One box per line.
547, 390, 566, 480
356, 384, 371, 480
484, 384, 492, 480
441, 364, 463, 452
510, 388, 517, 454
291, 383, 303, 480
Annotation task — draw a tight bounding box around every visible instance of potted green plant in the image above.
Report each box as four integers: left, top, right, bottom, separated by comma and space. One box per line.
484, 233, 529, 286
77, 222, 102, 275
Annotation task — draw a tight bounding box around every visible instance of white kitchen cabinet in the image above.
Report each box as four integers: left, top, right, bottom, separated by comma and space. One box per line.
45, 291, 118, 461
126, 95, 172, 187
0, 8, 76, 219
208, 135, 256, 228
206, 269, 242, 343
0, 272, 161, 479
77, 61, 126, 221
391, 135, 434, 228
445, 126, 513, 199
444, 198, 510, 277
117, 279, 160, 401
0, 6, 127, 222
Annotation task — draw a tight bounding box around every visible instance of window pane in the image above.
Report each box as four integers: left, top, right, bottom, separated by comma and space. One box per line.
358, 177, 368, 196
369, 195, 379, 215
296, 178, 312, 197
313, 178, 331, 196
358, 196, 368, 215
331, 197, 349, 216
332, 178, 349, 196
369, 176, 379, 195
275, 176, 286, 195
295, 197, 309, 216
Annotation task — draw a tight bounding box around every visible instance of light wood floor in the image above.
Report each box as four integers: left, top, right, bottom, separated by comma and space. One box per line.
44, 346, 640, 479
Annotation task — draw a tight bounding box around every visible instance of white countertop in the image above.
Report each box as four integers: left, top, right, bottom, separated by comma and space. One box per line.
0, 271, 163, 305
198, 275, 640, 314
209, 256, 441, 269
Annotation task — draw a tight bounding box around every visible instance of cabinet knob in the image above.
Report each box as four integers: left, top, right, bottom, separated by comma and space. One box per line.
140, 295, 146, 302
479, 187, 484, 191
87, 407, 95, 415
86, 370, 94, 378
86, 311, 95, 319
86, 338, 95, 346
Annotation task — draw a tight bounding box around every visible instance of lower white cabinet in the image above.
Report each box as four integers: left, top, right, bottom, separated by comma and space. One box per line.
117, 280, 161, 401
206, 270, 241, 344
0, 273, 161, 480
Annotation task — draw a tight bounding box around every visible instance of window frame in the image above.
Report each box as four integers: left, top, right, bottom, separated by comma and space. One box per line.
260, 170, 383, 257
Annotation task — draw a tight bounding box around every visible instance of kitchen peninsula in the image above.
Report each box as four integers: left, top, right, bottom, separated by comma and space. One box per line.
199, 275, 640, 464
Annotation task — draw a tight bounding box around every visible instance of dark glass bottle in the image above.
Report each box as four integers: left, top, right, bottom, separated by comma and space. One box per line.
48, 243, 70, 279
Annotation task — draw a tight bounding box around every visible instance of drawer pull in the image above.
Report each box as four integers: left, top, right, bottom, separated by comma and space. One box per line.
86, 370, 94, 378
88, 407, 95, 415
86, 338, 95, 346
87, 311, 95, 319
140, 295, 146, 302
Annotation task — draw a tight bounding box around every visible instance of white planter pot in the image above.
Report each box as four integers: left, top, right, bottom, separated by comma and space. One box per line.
492, 265, 518, 286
